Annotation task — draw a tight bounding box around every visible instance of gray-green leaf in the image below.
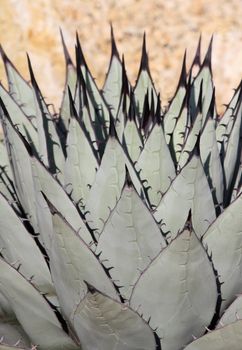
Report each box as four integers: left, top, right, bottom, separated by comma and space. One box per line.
130, 228, 217, 350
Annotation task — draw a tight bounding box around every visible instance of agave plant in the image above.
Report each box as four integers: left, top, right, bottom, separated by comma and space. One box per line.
0, 27, 241, 350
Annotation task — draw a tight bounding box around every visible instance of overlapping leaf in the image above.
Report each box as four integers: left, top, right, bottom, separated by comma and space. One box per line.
184, 320, 242, 350
134, 34, 157, 120
102, 26, 123, 118
64, 96, 98, 206
163, 52, 187, 144
59, 30, 77, 131
27, 57, 65, 181
137, 120, 176, 207
154, 154, 216, 240
97, 181, 166, 300
71, 289, 157, 350
47, 207, 119, 326
0, 47, 36, 125
0, 259, 79, 350
0, 192, 54, 297
203, 193, 242, 313
1, 107, 39, 235
130, 227, 217, 350
85, 129, 126, 234
0, 32, 241, 350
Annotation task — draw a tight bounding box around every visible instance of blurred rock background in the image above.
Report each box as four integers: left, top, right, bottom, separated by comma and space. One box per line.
0, 0, 241, 114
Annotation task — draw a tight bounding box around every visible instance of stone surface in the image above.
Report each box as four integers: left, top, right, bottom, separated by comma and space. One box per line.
0, 0, 241, 114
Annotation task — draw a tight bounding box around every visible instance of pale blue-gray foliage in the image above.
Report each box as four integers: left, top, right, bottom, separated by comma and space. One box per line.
0, 31, 241, 350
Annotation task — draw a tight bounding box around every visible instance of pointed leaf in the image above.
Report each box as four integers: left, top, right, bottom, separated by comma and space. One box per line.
85, 135, 126, 234
189, 35, 201, 78
1, 111, 39, 235
115, 60, 130, 139
137, 122, 176, 207
33, 157, 93, 246
64, 114, 98, 206
48, 208, 118, 324
76, 35, 110, 132
192, 66, 213, 122
178, 108, 203, 170
73, 84, 99, 157
200, 116, 224, 206
0, 47, 36, 125
59, 30, 77, 131
115, 101, 126, 142
0, 84, 38, 151
154, 155, 216, 240
60, 62, 76, 131
102, 26, 123, 117
123, 119, 143, 162
130, 228, 217, 350
163, 52, 187, 144
72, 289, 157, 350
154, 156, 196, 240
96, 183, 166, 300
190, 38, 214, 122
171, 102, 189, 163
134, 34, 157, 119
28, 57, 65, 181
191, 153, 216, 238
75, 76, 106, 157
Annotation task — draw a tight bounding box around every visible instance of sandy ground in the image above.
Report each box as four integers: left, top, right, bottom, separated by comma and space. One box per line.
0, 0, 241, 114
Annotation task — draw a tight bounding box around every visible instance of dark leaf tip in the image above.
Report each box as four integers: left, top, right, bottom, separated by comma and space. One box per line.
128, 91, 136, 122
0, 45, 9, 63
208, 87, 216, 119
121, 55, 129, 96
194, 132, 201, 157
192, 34, 202, 67
110, 23, 120, 60
125, 165, 133, 188
197, 80, 203, 113
60, 28, 73, 65
140, 32, 149, 72
27, 54, 38, 90
109, 115, 118, 138
75, 32, 87, 68
67, 86, 77, 118
179, 50, 187, 88
202, 35, 213, 70
155, 93, 162, 125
